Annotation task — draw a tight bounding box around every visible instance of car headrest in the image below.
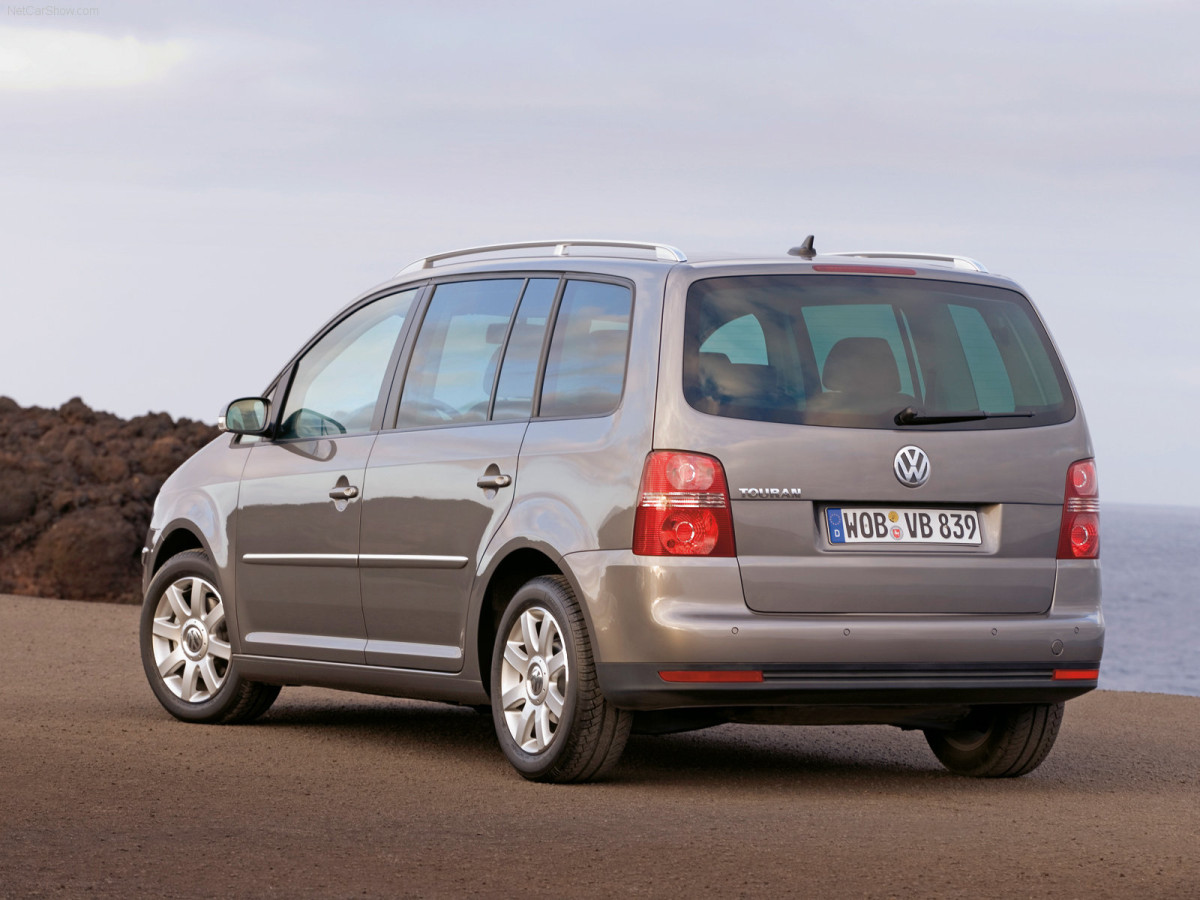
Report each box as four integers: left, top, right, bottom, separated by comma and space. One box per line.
822, 337, 901, 393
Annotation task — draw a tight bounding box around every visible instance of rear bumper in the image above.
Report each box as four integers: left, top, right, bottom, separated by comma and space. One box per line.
565, 550, 1103, 711
597, 661, 1099, 711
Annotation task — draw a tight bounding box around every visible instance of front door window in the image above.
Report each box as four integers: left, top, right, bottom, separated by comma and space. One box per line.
278, 288, 416, 439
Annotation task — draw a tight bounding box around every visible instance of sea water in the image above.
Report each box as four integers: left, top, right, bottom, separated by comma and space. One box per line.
1101, 503, 1199, 696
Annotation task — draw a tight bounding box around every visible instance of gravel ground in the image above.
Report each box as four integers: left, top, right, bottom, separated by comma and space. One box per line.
1, 594, 1196, 899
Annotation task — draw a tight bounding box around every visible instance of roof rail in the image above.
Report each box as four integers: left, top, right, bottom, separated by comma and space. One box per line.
399, 239, 688, 274
827, 251, 988, 273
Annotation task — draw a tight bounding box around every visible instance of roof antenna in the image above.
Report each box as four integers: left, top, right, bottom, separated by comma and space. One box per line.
788, 235, 816, 259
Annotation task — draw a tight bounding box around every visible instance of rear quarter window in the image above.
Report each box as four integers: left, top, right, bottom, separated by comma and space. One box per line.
539, 280, 633, 418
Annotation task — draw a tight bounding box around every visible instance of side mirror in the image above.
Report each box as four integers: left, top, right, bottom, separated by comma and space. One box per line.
218, 397, 271, 435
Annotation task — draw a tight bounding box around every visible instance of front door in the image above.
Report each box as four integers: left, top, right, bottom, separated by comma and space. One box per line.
234, 287, 418, 662
236, 435, 375, 663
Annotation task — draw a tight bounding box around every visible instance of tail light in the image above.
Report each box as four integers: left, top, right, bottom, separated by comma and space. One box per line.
1057, 458, 1099, 559
633, 451, 735, 557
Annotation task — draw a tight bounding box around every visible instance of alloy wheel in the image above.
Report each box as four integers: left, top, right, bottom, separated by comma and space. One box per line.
499, 605, 569, 753
149, 576, 231, 703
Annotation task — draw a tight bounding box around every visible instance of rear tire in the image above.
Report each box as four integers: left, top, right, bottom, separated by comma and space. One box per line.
490, 575, 632, 782
140, 550, 280, 725
924, 702, 1064, 777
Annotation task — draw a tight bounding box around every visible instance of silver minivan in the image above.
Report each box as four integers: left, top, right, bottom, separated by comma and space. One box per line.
139, 239, 1102, 782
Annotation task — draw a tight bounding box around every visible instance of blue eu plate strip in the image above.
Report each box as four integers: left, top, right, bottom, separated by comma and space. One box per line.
827, 508, 845, 544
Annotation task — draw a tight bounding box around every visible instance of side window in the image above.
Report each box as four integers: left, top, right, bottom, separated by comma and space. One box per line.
683, 284, 809, 422
990, 307, 1065, 408
699, 314, 768, 364
539, 280, 632, 418
395, 279, 524, 428
492, 278, 557, 421
277, 288, 416, 440
949, 304, 1014, 412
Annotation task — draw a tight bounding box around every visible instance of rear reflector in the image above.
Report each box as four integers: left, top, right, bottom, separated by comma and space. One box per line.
658, 670, 764, 683
1057, 459, 1100, 559
812, 264, 917, 276
1053, 669, 1100, 681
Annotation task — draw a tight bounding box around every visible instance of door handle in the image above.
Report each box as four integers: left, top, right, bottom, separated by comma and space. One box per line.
476, 474, 512, 490
329, 485, 360, 501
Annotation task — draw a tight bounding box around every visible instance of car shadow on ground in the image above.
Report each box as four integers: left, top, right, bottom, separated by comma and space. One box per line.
243, 693, 1022, 789
204, 691, 1192, 797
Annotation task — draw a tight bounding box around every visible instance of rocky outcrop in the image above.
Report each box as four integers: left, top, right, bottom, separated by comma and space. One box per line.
0, 397, 218, 602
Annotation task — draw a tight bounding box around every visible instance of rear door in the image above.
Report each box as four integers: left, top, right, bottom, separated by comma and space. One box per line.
668, 271, 1085, 615
358, 276, 558, 671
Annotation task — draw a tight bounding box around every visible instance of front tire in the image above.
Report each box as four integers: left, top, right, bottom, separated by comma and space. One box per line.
491, 575, 632, 782
140, 549, 280, 725
924, 702, 1064, 777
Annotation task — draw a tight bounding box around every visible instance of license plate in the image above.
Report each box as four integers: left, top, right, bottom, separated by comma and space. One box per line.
826, 507, 981, 545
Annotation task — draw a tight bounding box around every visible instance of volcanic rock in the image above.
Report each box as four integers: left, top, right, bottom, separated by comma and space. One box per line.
34, 508, 141, 601
0, 397, 219, 602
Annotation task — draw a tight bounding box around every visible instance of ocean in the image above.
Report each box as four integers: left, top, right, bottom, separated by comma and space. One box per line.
1101, 503, 1200, 696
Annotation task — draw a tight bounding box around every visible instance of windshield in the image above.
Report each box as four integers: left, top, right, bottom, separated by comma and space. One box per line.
683, 275, 1075, 430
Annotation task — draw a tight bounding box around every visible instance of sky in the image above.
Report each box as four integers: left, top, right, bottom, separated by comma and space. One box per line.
1, 0, 1197, 506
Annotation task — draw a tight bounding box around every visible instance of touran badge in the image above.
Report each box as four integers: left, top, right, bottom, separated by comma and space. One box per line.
894, 445, 930, 488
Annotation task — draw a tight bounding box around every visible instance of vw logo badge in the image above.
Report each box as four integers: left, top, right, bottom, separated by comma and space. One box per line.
894, 445, 930, 488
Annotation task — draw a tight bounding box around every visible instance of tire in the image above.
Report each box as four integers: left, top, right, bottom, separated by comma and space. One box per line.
140, 549, 280, 725
924, 702, 1064, 777
490, 575, 632, 783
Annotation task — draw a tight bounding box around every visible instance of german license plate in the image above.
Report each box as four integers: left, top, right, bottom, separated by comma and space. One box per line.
826, 507, 981, 545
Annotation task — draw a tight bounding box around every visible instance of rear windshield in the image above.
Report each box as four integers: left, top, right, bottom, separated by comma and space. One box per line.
683, 275, 1075, 430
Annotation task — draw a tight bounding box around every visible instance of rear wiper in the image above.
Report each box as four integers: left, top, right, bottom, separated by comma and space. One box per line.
894, 406, 1035, 426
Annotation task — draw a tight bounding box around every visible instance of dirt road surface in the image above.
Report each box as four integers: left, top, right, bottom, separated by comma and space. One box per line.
1, 594, 1196, 899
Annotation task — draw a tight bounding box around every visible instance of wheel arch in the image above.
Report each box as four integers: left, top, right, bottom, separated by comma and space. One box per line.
145, 504, 240, 646
150, 524, 208, 578
473, 541, 595, 700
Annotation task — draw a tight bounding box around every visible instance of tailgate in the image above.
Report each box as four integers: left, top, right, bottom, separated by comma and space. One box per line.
656, 267, 1090, 616
722, 424, 1068, 614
